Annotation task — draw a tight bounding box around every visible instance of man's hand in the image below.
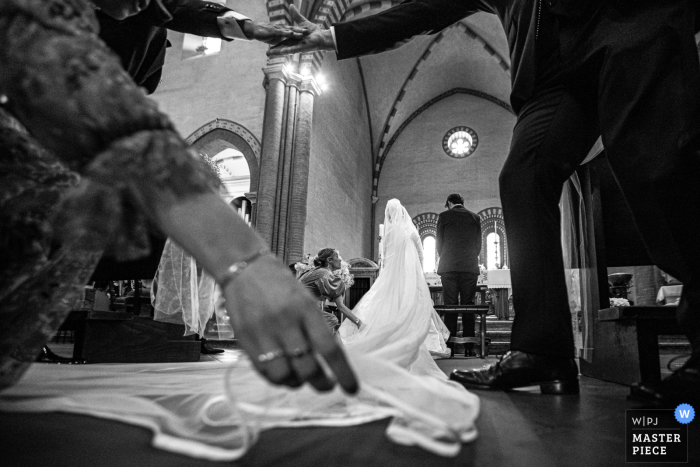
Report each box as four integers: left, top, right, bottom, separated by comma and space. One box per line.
267, 5, 336, 56
241, 18, 310, 46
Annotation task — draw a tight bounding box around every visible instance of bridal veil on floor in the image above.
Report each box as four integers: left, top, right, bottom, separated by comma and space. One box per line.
0, 200, 479, 460
0, 348, 478, 461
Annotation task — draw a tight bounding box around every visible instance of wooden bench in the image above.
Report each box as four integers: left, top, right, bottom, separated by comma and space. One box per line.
433, 305, 490, 358
62, 310, 200, 363
594, 306, 682, 386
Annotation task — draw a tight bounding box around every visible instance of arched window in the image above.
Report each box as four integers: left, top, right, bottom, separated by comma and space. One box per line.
422, 236, 437, 273
486, 232, 501, 270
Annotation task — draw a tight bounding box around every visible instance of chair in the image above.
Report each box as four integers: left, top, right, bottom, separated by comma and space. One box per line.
433, 305, 490, 358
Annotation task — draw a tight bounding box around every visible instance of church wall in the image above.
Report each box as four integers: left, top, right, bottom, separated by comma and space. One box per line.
376, 93, 515, 248
305, 55, 374, 262
151, 0, 269, 139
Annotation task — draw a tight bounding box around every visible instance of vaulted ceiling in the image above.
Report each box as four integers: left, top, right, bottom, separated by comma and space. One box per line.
281, 0, 513, 167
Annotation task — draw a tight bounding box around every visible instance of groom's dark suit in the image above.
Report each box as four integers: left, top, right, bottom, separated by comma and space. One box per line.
436, 205, 482, 347
332, 0, 700, 362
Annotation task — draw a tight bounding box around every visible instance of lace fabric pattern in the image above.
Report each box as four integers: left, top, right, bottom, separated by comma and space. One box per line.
0, 0, 220, 262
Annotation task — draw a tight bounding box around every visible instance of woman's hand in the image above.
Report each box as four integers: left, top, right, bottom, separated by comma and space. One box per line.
355, 319, 363, 330
222, 254, 358, 394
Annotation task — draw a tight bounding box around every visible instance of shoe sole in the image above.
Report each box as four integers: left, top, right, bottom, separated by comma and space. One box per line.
450, 377, 580, 395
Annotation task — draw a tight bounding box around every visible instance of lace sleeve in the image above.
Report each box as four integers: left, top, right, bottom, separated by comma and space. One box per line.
0, 1, 220, 262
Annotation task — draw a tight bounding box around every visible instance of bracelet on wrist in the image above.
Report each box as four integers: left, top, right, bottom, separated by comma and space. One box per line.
218, 248, 272, 290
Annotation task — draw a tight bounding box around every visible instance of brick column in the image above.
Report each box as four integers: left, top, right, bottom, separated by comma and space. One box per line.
285, 75, 321, 264
258, 59, 323, 261
256, 62, 289, 247
274, 75, 300, 257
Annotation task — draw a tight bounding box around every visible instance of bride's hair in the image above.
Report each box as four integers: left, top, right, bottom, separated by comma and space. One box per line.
313, 248, 335, 267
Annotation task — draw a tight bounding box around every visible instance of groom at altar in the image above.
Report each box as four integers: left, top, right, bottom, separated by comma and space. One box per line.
436, 194, 482, 357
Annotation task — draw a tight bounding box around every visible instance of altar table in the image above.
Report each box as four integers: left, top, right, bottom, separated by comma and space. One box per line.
486, 269, 511, 320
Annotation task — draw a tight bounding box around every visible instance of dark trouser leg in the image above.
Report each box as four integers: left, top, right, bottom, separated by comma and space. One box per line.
589, 2, 700, 352
440, 273, 459, 348
500, 87, 599, 358
457, 272, 479, 339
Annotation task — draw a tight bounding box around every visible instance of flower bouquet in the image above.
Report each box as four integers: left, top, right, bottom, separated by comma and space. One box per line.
334, 261, 354, 289
609, 297, 630, 307
294, 254, 315, 278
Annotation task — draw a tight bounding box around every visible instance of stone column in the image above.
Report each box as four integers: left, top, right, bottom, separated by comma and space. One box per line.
285, 75, 321, 264
274, 75, 300, 257
257, 58, 323, 261
256, 62, 289, 247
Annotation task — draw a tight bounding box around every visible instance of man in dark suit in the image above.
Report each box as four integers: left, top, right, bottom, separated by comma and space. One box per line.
271, 0, 700, 404
436, 194, 482, 357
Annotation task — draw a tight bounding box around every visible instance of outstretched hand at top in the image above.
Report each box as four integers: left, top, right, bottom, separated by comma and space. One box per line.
242, 18, 310, 46
267, 5, 336, 56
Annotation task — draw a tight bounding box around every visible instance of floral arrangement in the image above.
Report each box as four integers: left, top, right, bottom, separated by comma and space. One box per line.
335, 261, 354, 289
294, 254, 315, 277
609, 297, 630, 307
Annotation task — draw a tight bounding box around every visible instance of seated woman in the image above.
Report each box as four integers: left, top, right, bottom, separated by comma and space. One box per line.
299, 248, 362, 332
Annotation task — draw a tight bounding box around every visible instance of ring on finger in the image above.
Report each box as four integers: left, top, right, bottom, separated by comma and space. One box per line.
286, 347, 311, 358
257, 350, 285, 363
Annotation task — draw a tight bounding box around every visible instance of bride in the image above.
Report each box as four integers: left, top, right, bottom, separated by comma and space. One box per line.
339, 198, 451, 375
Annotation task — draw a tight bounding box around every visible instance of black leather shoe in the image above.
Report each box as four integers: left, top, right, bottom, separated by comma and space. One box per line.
201, 341, 225, 354
36, 346, 86, 364
630, 354, 699, 407
449, 350, 580, 394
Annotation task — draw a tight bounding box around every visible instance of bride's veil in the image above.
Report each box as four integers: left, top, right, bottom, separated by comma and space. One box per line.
382, 198, 421, 273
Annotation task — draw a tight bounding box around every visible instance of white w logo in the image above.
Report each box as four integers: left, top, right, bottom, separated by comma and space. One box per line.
679, 410, 691, 418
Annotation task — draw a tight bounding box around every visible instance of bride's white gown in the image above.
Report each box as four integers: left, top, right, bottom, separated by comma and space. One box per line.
340, 200, 451, 375
0, 200, 479, 461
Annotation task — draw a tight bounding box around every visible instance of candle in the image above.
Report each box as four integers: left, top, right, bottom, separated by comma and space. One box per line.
379, 224, 384, 238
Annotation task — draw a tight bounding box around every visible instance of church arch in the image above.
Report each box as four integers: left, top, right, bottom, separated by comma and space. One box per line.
186, 119, 261, 195
478, 207, 508, 269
